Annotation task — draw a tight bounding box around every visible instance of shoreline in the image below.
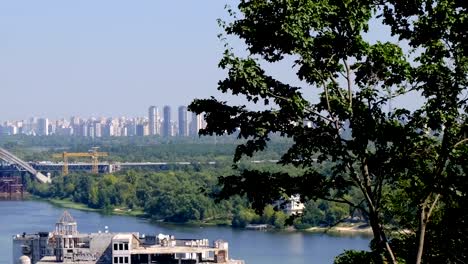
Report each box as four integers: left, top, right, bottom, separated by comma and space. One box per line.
30, 197, 373, 236
305, 225, 373, 235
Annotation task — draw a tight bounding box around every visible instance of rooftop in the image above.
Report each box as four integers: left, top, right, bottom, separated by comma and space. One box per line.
36, 256, 96, 264
112, 233, 133, 240
131, 245, 221, 255
57, 210, 77, 224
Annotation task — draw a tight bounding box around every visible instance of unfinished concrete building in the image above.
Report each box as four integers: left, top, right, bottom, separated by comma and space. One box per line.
13, 211, 244, 264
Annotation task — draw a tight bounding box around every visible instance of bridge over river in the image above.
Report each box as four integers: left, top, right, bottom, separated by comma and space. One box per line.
0, 147, 50, 183
0, 147, 278, 183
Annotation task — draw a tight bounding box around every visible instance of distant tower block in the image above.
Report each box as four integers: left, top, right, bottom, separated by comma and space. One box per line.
178, 106, 189, 136
55, 211, 78, 236
148, 106, 159, 136
163, 105, 172, 137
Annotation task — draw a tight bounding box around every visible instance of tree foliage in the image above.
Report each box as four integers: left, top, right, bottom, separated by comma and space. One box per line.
189, 0, 467, 263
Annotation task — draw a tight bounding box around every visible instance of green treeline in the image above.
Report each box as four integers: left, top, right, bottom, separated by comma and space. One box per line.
0, 135, 291, 163
27, 166, 353, 229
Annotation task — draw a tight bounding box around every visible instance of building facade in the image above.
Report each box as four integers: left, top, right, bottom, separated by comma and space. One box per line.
190, 113, 204, 137
148, 106, 160, 136
162, 106, 171, 137
13, 211, 245, 264
37, 118, 49, 136
178, 106, 188, 137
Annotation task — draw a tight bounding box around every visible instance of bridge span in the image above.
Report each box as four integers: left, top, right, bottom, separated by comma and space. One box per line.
0, 148, 51, 183
0, 147, 279, 183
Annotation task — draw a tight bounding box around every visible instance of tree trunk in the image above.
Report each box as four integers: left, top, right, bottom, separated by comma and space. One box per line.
415, 194, 440, 264
368, 209, 397, 264
416, 210, 427, 264
361, 162, 398, 264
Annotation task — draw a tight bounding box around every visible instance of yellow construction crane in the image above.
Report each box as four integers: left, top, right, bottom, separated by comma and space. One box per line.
53, 147, 108, 175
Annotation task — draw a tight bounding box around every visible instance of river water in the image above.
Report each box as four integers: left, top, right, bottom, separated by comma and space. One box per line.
0, 201, 370, 264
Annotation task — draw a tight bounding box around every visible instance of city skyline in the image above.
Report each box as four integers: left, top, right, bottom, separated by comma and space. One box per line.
0, 104, 193, 123
0, 104, 205, 138
0, 1, 422, 121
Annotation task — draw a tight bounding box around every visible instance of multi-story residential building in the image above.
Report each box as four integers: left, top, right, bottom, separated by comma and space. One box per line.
148, 106, 160, 136
178, 106, 188, 137
37, 118, 49, 136
162, 106, 171, 138
190, 112, 204, 137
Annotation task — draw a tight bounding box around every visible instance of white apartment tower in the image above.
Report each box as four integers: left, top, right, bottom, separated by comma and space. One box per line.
37, 118, 49, 136
190, 112, 204, 137
148, 106, 160, 136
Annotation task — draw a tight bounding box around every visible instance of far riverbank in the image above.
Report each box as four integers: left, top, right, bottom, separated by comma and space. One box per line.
36, 196, 373, 236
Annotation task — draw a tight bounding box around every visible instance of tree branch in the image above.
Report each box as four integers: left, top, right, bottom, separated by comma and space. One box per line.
343, 59, 352, 108
427, 193, 440, 220
454, 138, 468, 148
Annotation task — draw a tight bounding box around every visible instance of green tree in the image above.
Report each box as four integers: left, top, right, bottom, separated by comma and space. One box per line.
262, 204, 275, 225
87, 181, 99, 208
380, 1, 467, 263
299, 200, 325, 227
272, 211, 287, 229
189, 0, 467, 263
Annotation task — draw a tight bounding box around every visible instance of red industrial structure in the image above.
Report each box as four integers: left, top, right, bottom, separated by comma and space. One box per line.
0, 176, 24, 200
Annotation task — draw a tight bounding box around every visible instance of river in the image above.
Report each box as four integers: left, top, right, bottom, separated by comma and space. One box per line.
0, 200, 370, 264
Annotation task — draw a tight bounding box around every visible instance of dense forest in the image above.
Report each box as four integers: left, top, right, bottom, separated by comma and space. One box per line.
26, 165, 352, 230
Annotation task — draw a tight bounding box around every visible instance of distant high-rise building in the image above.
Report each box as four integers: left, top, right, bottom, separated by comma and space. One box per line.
162, 106, 171, 137
37, 118, 49, 136
178, 106, 188, 137
190, 112, 204, 137
94, 122, 102, 138
136, 124, 148, 137
88, 125, 95, 139
148, 106, 160, 136
126, 122, 136, 137
103, 123, 113, 137
48, 123, 56, 135
80, 123, 88, 137
70, 116, 81, 126
171, 121, 177, 137
120, 126, 128, 137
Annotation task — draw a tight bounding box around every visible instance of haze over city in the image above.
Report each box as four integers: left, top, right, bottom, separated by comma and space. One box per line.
1, 0, 422, 122
0, 1, 238, 120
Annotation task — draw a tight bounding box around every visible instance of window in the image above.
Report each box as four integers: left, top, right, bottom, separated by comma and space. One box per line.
119, 243, 123, 250
124, 243, 129, 250
124, 257, 129, 263
119, 257, 123, 263
114, 243, 118, 251
113, 257, 118, 264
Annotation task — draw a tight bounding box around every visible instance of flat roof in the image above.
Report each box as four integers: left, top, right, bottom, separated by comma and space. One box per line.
36, 256, 96, 264
131, 246, 221, 255
113, 233, 133, 240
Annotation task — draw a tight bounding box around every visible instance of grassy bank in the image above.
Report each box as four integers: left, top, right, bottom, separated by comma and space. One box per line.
32, 196, 146, 217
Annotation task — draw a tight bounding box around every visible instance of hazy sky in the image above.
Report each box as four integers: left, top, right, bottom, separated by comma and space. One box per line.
0, 1, 236, 120
0, 1, 419, 121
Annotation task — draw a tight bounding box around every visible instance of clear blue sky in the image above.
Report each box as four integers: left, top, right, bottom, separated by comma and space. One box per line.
0, 1, 419, 121
0, 1, 236, 120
